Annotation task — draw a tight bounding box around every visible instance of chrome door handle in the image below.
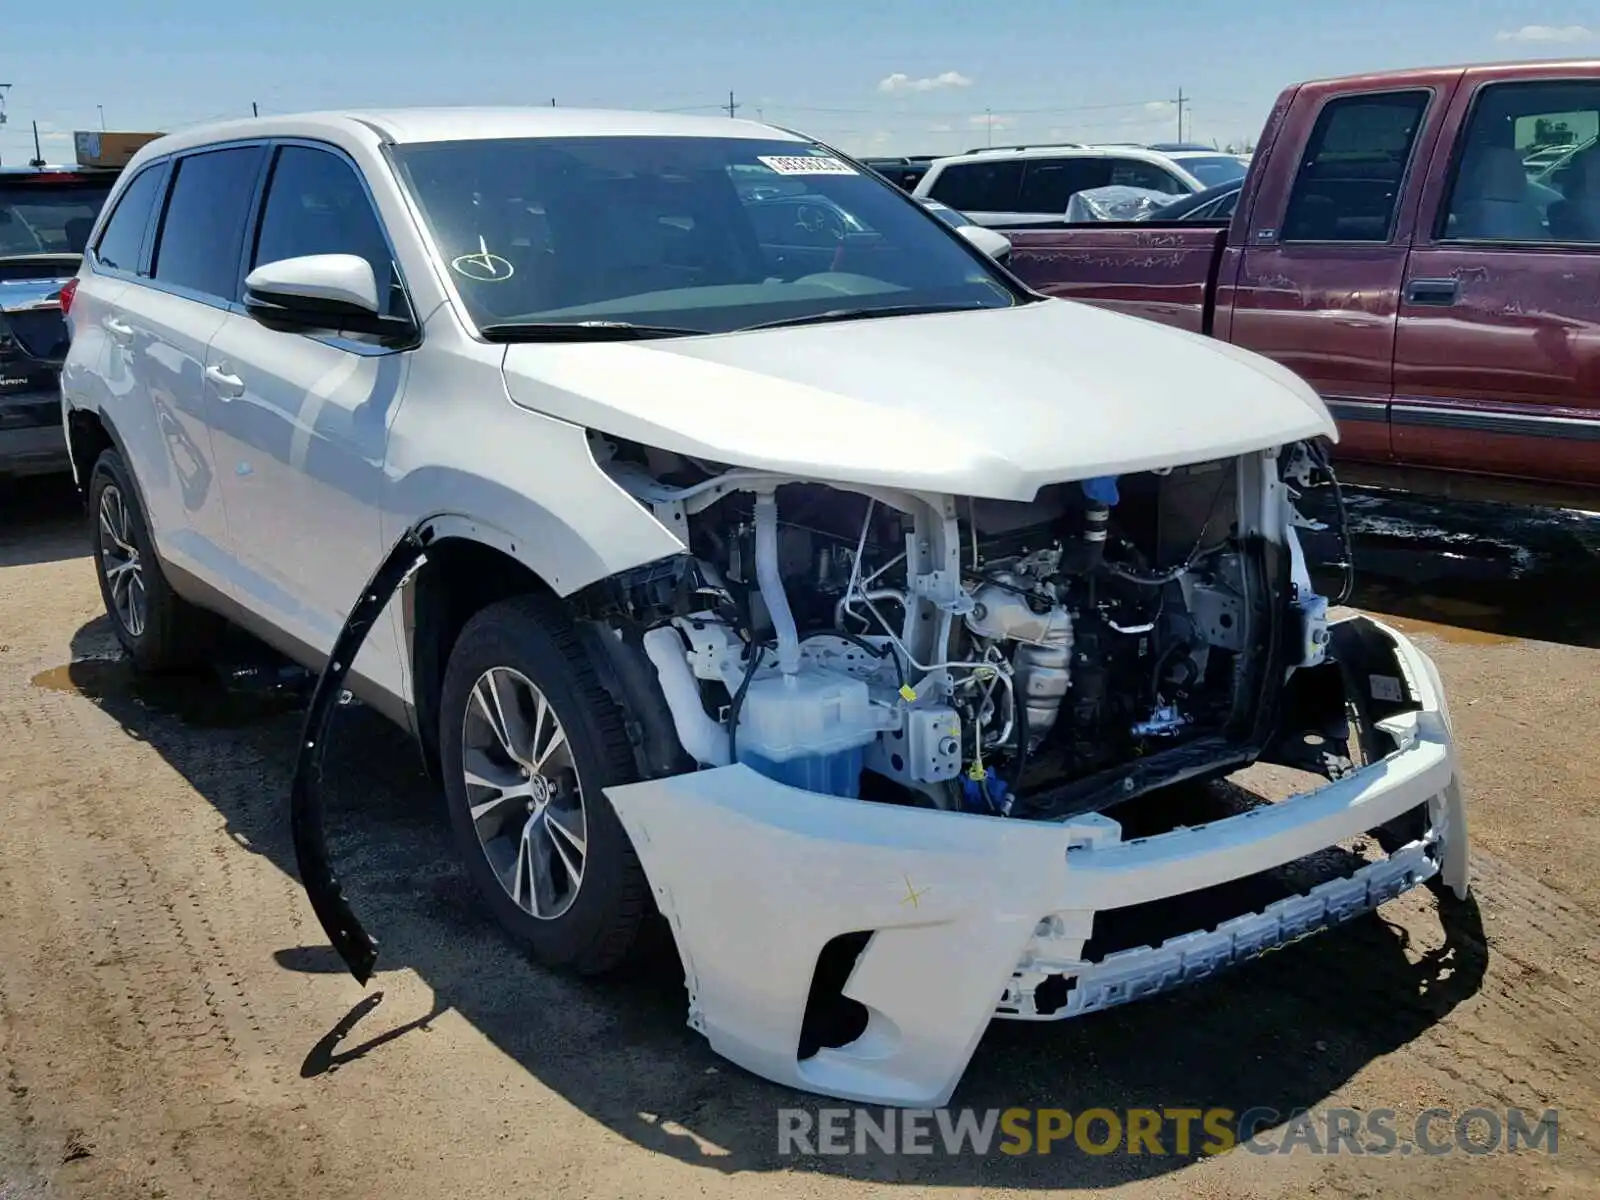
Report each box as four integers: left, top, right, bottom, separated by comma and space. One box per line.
204, 364, 245, 399
104, 317, 134, 344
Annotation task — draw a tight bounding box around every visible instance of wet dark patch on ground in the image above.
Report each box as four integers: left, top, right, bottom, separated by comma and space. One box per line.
31, 652, 312, 731
1301, 487, 1600, 648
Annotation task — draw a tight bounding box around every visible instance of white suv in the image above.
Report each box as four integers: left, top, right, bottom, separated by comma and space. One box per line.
913, 144, 1251, 226
60, 108, 1468, 1107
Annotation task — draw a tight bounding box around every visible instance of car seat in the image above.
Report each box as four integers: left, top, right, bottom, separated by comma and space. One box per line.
1546, 148, 1600, 242
1451, 146, 1547, 241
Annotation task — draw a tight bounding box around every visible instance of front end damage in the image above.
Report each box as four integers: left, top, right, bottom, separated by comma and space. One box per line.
608, 616, 1464, 1105
292, 430, 1468, 1108
585, 434, 1468, 1105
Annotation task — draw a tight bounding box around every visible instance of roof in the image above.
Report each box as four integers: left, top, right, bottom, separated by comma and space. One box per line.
924, 144, 1227, 171
136, 106, 804, 160
1298, 56, 1600, 92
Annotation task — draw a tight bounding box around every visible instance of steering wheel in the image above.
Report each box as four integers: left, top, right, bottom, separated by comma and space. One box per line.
794, 203, 846, 242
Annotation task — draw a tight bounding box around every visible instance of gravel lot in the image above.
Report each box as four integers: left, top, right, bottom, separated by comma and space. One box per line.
1, 476, 1596, 1200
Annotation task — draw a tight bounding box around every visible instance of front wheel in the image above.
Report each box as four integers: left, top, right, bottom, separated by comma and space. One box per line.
439, 595, 651, 974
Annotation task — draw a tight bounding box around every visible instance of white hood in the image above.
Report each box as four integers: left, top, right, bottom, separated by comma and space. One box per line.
500, 298, 1335, 501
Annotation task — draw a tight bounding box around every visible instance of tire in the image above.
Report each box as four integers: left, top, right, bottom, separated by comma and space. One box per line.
88, 449, 220, 671
439, 594, 650, 975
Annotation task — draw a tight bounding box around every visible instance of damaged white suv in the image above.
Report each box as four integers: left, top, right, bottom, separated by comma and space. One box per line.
61, 108, 1468, 1107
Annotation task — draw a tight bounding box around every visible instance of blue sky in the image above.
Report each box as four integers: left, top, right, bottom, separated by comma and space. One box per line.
2, 2, 1595, 165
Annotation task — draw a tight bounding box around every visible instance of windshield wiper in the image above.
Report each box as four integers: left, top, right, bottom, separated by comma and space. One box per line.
740, 303, 990, 332
478, 320, 706, 343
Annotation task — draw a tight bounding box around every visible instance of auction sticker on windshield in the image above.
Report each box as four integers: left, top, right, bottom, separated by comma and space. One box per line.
758, 155, 857, 176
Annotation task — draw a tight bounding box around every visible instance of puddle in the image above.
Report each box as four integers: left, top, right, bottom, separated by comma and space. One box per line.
31, 658, 310, 729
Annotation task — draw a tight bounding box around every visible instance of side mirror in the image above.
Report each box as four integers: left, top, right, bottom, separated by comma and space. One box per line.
957, 224, 1013, 263
244, 253, 413, 341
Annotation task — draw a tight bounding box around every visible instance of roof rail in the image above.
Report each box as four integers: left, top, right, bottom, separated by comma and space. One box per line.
961, 141, 1084, 155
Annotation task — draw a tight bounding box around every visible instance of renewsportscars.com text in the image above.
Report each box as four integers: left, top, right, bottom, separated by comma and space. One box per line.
777, 1106, 1560, 1158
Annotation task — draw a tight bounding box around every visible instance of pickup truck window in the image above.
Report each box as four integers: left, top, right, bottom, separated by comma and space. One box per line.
1281, 90, 1430, 243
1441, 81, 1600, 244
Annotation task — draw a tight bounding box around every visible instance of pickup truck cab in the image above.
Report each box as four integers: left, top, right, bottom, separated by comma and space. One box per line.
1002, 61, 1600, 507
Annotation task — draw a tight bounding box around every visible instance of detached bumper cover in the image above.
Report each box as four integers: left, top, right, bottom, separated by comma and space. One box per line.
605, 617, 1469, 1107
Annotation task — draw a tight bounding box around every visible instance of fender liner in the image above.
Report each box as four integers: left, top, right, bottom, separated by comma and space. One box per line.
290, 524, 431, 984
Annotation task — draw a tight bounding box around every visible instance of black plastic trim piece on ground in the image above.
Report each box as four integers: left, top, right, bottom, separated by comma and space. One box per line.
291, 525, 431, 985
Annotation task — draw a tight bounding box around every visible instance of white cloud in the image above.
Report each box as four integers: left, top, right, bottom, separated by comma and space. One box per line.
1145, 100, 1174, 112
1496, 24, 1593, 43
968, 113, 1014, 131
878, 70, 974, 94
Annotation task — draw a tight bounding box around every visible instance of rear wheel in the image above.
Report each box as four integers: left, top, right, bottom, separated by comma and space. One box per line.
439, 594, 650, 974
88, 449, 219, 671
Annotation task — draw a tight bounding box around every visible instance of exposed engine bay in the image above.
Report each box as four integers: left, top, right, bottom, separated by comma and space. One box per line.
585, 434, 1340, 820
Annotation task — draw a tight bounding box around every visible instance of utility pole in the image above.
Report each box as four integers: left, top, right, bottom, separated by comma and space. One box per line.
986, 107, 994, 147
252, 101, 259, 117
97, 105, 106, 130
1175, 88, 1186, 142
0, 83, 11, 127
725, 90, 739, 119
550, 97, 556, 107
30, 119, 45, 167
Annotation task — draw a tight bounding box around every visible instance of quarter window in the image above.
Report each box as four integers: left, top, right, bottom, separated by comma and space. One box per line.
93, 163, 166, 273
252, 145, 404, 316
1281, 90, 1430, 243
151, 145, 266, 300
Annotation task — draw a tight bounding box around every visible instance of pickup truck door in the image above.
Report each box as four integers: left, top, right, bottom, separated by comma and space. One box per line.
1228, 85, 1452, 466
1393, 70, 1600, 492
204, 142, 412, 704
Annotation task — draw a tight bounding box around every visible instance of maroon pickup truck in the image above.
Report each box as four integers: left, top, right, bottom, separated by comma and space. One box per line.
1004, 60, 1600, 508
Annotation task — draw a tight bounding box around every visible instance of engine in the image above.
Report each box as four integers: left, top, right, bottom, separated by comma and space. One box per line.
588, 434, 1298, 819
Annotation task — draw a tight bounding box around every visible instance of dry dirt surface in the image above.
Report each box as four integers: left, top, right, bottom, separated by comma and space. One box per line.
1, 476, 1597, 1200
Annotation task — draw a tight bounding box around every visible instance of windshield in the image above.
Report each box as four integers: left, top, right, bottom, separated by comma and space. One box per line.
390, 136, 1019, 335
0, 178, 113, 257
1175, 155, 1249, 188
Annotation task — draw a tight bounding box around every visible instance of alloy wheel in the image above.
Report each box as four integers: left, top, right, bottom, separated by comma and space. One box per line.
98, 484, 147, 639
460, 667, 588, 920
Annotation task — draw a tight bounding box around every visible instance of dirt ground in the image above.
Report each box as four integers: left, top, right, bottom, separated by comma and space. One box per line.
0, 476, 1597, 1200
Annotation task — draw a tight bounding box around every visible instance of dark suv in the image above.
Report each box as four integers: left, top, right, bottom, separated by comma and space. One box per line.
1, 166, 116, 477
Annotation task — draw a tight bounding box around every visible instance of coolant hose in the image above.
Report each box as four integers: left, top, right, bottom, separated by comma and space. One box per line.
754, 489, 800, 676
642, 626, 731, 767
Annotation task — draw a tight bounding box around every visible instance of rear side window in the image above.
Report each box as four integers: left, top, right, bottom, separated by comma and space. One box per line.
152, 145, 266, 300
1281, 90, 1430, 242
1441, 80, 1600, 243
95, 165, 167, 272
1017, 159, 1113, 211
252, 145, 404, 316
927, 160, 1024, 212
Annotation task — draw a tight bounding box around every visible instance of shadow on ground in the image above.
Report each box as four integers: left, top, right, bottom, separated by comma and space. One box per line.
0, 476, 87, 569
21, 486, 1594, 1185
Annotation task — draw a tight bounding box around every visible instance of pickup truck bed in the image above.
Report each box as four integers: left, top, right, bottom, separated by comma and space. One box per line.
1008, 224, 1227, 335
1002, 59, 1600, 508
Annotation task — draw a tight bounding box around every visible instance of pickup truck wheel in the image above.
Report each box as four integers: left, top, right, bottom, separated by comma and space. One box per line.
439, 595, 649, 975
88, 449, 219, 671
